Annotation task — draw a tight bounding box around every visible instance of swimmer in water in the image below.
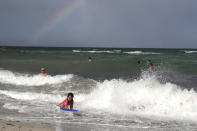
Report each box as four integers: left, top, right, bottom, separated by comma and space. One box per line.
138, 60, 142, 65
40, 68, 48, 76
88, 57, 92, 62
146, 60, 154, 71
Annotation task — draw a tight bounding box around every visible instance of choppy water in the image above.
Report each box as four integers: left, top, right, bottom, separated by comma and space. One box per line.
0, 47, 197, 130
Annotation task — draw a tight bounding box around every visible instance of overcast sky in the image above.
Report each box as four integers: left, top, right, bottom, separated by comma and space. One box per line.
0, 0, 197, 48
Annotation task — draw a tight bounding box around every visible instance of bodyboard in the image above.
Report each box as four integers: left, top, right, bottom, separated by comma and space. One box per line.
60, 108, 78, 112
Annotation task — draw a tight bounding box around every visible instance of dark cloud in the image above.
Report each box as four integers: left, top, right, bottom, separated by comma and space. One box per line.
0, 0, 197, 48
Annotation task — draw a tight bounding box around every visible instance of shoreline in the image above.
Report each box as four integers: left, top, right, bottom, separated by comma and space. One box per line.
0, 119, 55, 131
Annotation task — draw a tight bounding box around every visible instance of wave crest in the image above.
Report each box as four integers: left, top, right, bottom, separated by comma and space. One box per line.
0, 70, 73, 86
78, 74, 197, 119
184, 50, 197, 54
72, 50, 121, 53
123, 51, 160, 55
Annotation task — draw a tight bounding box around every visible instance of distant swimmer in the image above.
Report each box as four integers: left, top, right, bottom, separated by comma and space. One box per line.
138, 60, 142, 65
40, 68, 48, 76
148, 63, 154, 71
58, 92, 74, 110
88, 57, 92, 62
146, 60, 154, 71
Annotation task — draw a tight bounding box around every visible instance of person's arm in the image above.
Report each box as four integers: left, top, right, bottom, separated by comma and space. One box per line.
64, 101, 69, 109
58, 101, 64, 107
62, 99, 69, 109
58, 99, 68, 108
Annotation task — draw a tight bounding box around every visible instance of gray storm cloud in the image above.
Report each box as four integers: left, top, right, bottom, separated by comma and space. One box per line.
0, 0, 197, 48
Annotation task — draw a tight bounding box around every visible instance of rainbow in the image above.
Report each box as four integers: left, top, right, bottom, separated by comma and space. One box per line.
32, 0, 84, 41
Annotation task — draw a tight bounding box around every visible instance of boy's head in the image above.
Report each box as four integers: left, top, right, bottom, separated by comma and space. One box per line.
41, 68, 45, 73
67, 92, 74, 101
138, 60, 142, 64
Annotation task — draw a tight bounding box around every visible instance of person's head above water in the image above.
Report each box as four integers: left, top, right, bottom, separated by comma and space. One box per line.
138, 60, 142, 64
88, 57, 92, 62
41, 68, 45, 73
67, 92, 74, 101
40, 68, 48, 76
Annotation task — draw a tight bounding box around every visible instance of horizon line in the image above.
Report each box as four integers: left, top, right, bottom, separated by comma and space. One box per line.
0, 45, 196, 50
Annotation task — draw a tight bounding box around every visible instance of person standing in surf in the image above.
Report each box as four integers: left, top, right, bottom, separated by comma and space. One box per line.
58, 93, 74, 110
146, 60, 154, 71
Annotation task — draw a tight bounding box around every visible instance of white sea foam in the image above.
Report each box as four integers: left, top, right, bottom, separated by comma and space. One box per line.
123, 51, 142, 54
184, 50, 197, 54
72, 50, 121, 53
0, 90, 64, 103
123, 51, 160, 55
2, 71, 197, 120
0, 70, 73, 86
78, 74, 197, 119
3, 103, 29, 112
73, 50, 160, 55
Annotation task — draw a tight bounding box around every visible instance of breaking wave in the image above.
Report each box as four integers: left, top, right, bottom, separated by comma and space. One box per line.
78, 74, 197, 119
0, 70, 73, 86
123, 51, 160, 55
72, 50, 121, 53
184, 50, 197, 54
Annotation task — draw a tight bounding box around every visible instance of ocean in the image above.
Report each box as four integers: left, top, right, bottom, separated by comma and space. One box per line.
0, 47, 197, 130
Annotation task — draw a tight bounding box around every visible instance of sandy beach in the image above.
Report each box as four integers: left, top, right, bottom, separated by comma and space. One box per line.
0, 120, 55, 131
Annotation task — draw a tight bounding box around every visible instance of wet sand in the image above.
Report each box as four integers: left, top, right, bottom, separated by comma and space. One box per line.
0, 120, 55, 131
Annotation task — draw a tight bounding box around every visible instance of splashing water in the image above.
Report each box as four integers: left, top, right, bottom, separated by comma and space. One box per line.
0, 70, 73, 86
